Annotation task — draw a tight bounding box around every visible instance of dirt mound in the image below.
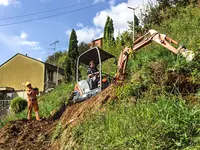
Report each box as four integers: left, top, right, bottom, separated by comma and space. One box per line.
0, 85, 116, 150
60, 85, 116, 128
51, 85, 116, 150
166, 71, 200, 95
0, 118, 55, 150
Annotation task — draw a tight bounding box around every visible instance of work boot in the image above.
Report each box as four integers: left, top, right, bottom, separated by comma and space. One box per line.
35, 111, 41, 121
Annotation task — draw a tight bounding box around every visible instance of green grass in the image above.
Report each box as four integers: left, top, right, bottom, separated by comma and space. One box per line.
51, 122, 63, 142
70, 97, 200, 150
0, 83, 74, 128
38, 83, 74, 117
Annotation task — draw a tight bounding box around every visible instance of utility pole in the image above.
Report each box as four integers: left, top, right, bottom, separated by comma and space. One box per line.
50, 40, 59, 86
50, 40, 59, 65
128, 6, 139, 45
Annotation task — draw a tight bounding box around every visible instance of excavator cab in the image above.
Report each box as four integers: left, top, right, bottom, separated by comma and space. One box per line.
73, 47, 116, 103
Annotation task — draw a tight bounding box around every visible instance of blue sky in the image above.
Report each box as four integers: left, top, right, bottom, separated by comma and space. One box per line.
0, 0, 151, 65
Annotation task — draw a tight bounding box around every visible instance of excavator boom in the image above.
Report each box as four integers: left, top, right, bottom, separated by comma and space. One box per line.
115, 29, 195, 81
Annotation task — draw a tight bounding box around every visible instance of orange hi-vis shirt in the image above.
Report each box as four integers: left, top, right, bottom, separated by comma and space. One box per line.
26, 87, 38, 101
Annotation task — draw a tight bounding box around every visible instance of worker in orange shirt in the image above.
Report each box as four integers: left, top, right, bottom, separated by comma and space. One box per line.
26, 82, 41, 121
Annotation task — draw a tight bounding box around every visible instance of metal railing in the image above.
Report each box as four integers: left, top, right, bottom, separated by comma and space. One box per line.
0, 100, 11, 119
0, 100, 11, 109
0, 106, 10, 119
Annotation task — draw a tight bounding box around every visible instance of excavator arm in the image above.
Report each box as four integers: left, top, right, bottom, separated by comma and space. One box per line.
115, 29, 195, 81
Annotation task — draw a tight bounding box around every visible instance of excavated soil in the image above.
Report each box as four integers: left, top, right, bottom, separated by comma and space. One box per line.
0, 85, 116, 150
60, 85, 116, 128
0, 118, 55, 150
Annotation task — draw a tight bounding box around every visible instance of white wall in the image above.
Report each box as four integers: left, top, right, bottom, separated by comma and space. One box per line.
53, 72, 63, 83
15, 91, 27, 100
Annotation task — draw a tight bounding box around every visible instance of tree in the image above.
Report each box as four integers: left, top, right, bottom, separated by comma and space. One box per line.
46, 51, 64, 65
68, 29, 79, 70
78, 42, 90, 55
64, 54, 72, 82
140, 0, 199, 30
128, 15, 144, 37
103, 16, 115, 53
120, 31, 133, 48
57, 52, 67, 67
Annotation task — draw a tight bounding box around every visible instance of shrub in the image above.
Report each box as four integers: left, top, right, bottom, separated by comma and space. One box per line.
10, 97, 27, 114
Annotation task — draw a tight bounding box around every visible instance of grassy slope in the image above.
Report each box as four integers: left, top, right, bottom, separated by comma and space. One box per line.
1, 7, 200, 149
64, 7, 200, 150
0, 83, 74, 128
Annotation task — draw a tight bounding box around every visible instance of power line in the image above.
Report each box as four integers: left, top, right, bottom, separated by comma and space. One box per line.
0, 1, 106, 27
0, 0, 95, 21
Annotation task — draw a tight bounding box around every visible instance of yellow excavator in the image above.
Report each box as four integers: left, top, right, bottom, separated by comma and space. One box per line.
73, 29, 195, 102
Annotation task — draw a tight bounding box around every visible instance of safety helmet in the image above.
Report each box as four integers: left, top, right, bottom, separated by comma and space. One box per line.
26, 82, 31, 86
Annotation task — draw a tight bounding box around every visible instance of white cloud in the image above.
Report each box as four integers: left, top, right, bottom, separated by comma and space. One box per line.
127, 0, 144, 7
76, 27, 102, 43
0, 32, 42, 50
66, 27, 102, 43
20, 41, 39, 47
20, 31, 28, 39
77, 22, 84, 28
0, 0, 8, 6
14, 31, 42, 50
66, 1, 148, 43
93, 2, 134, 37
37, 58, 42, 61
66, 29, 71, 36
0, 0, 20, 6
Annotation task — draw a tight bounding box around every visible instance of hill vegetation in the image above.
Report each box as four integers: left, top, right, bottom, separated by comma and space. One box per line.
54, 2, 200, 150
1, 1, 200, 149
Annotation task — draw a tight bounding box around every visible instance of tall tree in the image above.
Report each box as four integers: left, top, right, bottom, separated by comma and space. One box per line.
128, 15, 144, 37
78, 42, 90, 55
103, 16, 115, 53
68, 29, 79, 70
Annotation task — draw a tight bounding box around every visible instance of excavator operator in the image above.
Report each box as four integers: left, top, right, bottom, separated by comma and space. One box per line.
87, 61, 100, 90
26, 82, 41, 121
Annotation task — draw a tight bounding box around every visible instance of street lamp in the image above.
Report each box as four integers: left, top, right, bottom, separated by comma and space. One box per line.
128, 6, 139, 45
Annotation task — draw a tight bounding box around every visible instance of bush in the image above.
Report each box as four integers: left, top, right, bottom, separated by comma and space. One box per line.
10, 97, 27, 114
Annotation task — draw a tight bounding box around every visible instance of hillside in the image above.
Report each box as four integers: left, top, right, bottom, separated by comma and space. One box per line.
55, 7, 200, 149
1, 6, 200, 150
